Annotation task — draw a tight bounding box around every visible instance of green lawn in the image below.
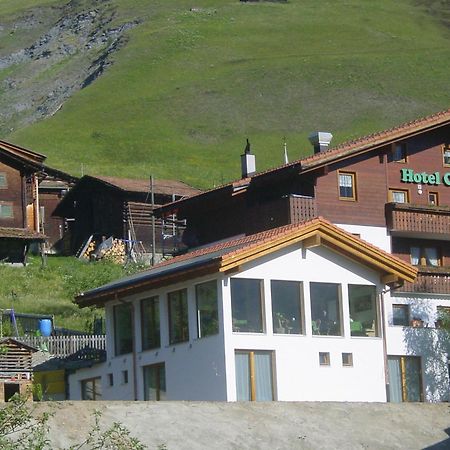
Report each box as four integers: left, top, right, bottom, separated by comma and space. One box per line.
0, 256, 142, 333
6, 0, 450, 188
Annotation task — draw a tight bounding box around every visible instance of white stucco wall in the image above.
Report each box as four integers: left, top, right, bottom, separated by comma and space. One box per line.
385, 292, 450, 402
69, 239, 389, 402
221, 243, 386, 402
336, 224, 391, 252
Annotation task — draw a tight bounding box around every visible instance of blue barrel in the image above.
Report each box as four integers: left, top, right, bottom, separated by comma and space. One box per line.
39, 319, 52, 337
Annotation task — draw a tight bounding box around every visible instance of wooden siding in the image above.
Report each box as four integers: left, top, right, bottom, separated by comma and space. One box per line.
0, 340, 34, 377
386, 203, 450, 237
315, 127, 450, 226
0, 161, 25, 228
40, 192, 65, 247
398, 268, 450, 295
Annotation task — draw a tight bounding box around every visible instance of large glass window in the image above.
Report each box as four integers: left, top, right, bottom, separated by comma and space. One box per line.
168, 289, 189, 344
231, 278, 264, 333
310, 282, 342, 336
235, 351, 274, 401
348, 285, 378, 337
338, 172, 356, 200
81, 377, 102, 400
113, 303, 133, 356
143, 363, 166, 401
141, 296, 160, 350
196, 280, 219, 338
271, 280, 303, 334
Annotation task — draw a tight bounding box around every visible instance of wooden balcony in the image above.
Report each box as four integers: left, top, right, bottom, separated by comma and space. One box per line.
289, 195, 317, 224
386, 203, 450, 239
398, 267, 450, 295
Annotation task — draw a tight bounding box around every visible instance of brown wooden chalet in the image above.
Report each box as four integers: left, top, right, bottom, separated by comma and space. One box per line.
0, 140, 77, 262
156, 108, 450, 295
52, 175, 201, 257
0, 338, 37, 402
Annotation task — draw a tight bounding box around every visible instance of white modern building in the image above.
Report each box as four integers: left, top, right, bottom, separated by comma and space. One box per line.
70, 218, 416, 402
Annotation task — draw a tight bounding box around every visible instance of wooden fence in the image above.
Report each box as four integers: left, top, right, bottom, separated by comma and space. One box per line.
16, 335, 106, 358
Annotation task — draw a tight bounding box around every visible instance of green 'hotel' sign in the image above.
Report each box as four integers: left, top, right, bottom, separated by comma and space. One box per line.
400, 168, 450, 186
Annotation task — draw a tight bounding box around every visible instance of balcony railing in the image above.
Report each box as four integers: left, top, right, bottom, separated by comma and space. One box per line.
17, 335, 106, 358
289, 195, 317, 224
386, 202, 450, 238
397, 267, 450, 295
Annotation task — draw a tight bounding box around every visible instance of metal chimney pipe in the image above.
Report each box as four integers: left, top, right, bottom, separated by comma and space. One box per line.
309, 132, 333, 154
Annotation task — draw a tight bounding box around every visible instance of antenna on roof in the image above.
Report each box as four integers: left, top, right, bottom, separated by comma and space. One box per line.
244, 138, 251, 154
283, 137, 289, 164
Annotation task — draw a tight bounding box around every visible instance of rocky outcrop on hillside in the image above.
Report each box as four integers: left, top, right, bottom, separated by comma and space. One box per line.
0, 0, 139, 135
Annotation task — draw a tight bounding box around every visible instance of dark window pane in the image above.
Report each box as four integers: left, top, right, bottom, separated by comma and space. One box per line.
143, 364, 166, 401
168, 289, 189, 344
271, 280, 303, 334
231, 279, 264, 333
393, 304, 409, 326
196, 280, 219, 338
141, 296, 160, 350
114, 303, 133, 355
310, 282, 341, 336
348, 285, 378, 337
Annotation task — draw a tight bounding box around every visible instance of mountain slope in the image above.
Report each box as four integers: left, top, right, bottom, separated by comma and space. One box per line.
2, 0, 450, 188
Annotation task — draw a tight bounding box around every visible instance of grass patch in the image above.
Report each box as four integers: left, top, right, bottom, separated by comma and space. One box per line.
0, 256, 143, 332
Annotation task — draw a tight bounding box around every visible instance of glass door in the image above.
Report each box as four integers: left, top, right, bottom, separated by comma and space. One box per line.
235, 351, 274, 401
388, 356, 423, 402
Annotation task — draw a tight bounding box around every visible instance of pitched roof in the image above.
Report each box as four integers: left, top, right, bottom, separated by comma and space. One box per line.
156, 108, 450, 215
93, 175, 200, 197
0, 227, 46, 241
76, 217, 417, 307
0, 140, 46, 170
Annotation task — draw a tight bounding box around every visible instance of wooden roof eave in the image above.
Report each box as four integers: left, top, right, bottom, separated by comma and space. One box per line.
219, 223, 417, 284
76, 259, 221, 308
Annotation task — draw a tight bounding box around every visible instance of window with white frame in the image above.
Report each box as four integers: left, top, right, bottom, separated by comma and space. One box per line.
231, 278, 264, 333
196, 280, 219, 338
310, 282, 342, 336
113, 303, 133, 356
348, 285, 378, 337
141, 296, 160, 350
271, 280, 303, 334
168, 288, 189, 344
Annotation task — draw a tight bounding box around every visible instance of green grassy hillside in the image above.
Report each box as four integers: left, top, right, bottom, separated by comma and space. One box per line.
5, 0, 450, 188
0, 256, 141, 332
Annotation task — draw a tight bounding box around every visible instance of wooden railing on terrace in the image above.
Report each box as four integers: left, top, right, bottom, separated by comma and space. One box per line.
386, 203, 450, 236
289, 195, 317, 224
17, 335, 106, 358
398, 267, 450, 295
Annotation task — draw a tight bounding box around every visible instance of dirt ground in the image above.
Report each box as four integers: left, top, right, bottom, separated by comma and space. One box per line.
33, 401, 450, 449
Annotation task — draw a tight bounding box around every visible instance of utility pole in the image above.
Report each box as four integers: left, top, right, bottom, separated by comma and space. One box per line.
150, 175, 156, 266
